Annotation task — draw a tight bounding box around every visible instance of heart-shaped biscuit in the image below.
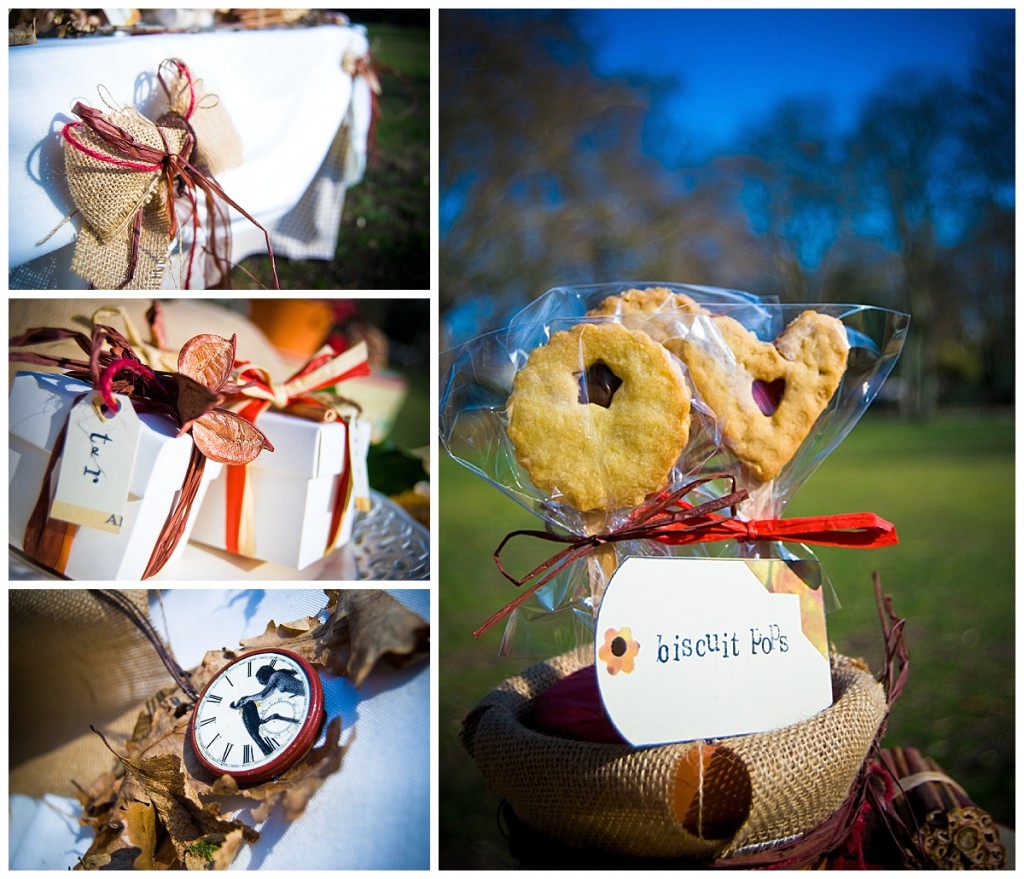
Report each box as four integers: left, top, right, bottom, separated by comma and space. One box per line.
507, 322, 691, 511
683, 311, 850, 482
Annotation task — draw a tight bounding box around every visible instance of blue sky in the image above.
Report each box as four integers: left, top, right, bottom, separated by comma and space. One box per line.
578, 8, 1012, 154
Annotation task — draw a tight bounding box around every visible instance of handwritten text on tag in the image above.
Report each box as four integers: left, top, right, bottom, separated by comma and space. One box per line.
51, 394, 141, 533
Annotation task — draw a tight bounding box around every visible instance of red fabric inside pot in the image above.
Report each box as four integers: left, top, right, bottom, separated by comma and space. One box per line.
530, 665, 627, 745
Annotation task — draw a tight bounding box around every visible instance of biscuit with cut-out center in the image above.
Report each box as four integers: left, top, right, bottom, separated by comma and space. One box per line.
508, 322, 691, 511
587, 286, 708, 357
682, 311, 849, 482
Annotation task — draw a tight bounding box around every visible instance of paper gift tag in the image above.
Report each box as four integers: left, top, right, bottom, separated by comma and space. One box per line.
51, 394, 141, 533
348, 416, 372, 513
594, 556, 832, 745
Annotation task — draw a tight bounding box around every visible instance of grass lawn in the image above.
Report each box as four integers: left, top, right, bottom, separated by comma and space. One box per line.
438, 410, 1014, 868
236, 21, 429, 290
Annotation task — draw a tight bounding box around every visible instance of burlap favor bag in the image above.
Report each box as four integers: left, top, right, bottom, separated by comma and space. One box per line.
160, 61, 244, 176
64, 107, 186, 290
462, 647, 887, 862
58, 59, 275, 290
9, 590, 175, 797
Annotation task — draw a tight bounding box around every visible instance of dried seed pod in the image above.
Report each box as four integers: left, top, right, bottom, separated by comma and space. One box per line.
177, 333, 236, 392
191, 408, 273, 465
919, 805, 1006, 869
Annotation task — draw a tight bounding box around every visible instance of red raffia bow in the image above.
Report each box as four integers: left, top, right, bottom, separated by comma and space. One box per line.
476, 474, 898, 638
10, 321, 265, 579
223, 342, 372, 556
62, 58, 278, 289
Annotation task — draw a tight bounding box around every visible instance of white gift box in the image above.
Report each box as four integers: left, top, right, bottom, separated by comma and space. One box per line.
8, 370, 222, 579
191, 409, 372, 570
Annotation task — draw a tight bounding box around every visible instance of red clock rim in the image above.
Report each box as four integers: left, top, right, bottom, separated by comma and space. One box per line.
189, 647, 325, 785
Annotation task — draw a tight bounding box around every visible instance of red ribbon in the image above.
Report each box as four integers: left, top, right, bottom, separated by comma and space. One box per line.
476, 475, 897, 639
232, 344, 371, 424
658, 510, 899, 549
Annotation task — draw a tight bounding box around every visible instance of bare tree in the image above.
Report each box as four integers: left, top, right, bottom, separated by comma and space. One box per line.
441, 13, 1014, 410
440, 10, 769, 332
732, 98, 848, 302
954, 25, 1015, 403
847, 69, 964, 417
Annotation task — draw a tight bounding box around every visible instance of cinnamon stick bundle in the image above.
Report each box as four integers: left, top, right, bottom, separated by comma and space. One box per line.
881, 746, 1006, 869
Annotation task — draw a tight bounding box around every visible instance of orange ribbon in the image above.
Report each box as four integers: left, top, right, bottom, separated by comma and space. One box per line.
224, 343, 371, 556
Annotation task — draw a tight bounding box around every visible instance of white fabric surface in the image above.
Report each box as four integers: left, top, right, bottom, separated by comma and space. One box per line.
8, 588, 430, 870
9, 25, 373, 288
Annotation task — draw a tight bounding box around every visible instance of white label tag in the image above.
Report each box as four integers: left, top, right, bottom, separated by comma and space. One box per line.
51, 393, 141, 533
594, 557, 832, 745
348, 416, 373, 512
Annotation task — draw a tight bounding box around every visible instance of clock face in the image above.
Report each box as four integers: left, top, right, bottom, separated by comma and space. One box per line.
189, 649, 325, 783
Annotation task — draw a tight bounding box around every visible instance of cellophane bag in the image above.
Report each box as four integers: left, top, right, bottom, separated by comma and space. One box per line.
440, 283, 908, 653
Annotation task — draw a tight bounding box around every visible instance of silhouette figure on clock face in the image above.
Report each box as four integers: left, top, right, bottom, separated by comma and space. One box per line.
230, 664, 305, 756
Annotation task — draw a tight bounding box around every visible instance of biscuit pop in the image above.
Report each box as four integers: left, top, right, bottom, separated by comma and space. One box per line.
586, 286, 709, 358
682, 311, 850, 500
507, 321, 693, 608
507, 321, 691, 512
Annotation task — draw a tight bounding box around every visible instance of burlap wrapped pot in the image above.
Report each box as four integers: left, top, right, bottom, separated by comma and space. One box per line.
462, 646, 887, 862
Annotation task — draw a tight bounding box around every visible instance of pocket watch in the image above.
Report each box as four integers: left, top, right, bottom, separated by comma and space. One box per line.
189, 648, 325, 784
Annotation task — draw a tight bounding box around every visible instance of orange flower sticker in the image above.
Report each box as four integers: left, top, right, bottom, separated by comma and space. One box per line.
598, 626, 640, 675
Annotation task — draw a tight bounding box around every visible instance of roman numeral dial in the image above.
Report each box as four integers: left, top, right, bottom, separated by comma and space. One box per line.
188, 648, 325, 785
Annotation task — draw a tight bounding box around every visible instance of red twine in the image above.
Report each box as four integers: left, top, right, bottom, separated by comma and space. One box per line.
97, 357, 155, 412
477, 475, 898, 638
62, 124, 161, 172
159, 58, 197, 121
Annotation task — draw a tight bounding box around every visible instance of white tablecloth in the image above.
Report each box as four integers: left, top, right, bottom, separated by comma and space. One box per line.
9, 588, 430, 870
9, 25, 374, 288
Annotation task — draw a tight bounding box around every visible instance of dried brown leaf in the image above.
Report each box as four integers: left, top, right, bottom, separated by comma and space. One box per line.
131, 753, 258, 866
190, 409, 273, 465
208, 828, 249, 869
177, 333, 236, 392
78, 851, 113, 870
153, 834, 179, 870
236, 617, 317, 658
121, 800, 158, 870
72, 765, 124, 828
280, 716, 347, 821
237, 590, 430, 688
244, 716, 348, 823
77, 719, 258, 870
75, 797, 148, 870
315, 590, 430, 687
126, 692, 192, 763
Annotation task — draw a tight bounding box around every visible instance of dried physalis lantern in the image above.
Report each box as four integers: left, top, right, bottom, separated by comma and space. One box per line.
175, 333, 273, 465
